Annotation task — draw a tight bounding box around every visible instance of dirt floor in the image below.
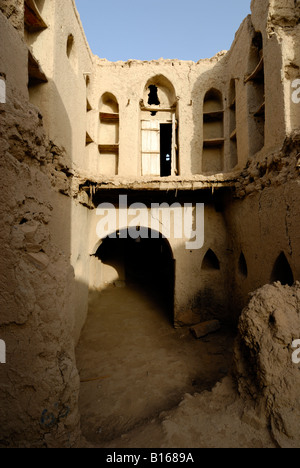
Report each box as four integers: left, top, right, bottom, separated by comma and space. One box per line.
75, 283, 236, 447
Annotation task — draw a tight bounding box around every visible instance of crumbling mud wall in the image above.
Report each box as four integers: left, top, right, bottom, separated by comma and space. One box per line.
0, 11, 80, 447
234, 282, 300, 448
225, 132, 300, 317
0, 0, 23, 32
0, 0, 299, 448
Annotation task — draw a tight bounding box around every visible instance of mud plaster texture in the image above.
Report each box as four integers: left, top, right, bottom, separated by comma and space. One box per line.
0, 0, 299, 448
0, 73, 81, 447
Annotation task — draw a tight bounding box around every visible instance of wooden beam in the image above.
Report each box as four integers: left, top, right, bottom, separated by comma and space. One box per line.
203, 138, 225, 148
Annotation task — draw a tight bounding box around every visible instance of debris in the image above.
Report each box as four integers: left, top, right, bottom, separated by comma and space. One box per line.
190, 320, 221, 339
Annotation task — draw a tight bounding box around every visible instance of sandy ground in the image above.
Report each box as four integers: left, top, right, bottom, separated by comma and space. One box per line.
75, 283, 236, 447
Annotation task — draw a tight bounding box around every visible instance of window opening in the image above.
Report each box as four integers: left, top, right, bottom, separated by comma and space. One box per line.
148, 85, 160, 106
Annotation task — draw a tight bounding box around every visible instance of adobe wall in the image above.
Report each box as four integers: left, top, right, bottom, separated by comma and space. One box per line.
223, 0, 300, 316
22, 0, 96, 340
0, 9, 81, 446
86, 0, 289, 181
0, 0, 299, 448
87, 195, 231, 327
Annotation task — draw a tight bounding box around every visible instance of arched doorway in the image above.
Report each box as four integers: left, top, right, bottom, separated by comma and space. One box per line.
94, 227, 175, 323
77, 228, 234, 446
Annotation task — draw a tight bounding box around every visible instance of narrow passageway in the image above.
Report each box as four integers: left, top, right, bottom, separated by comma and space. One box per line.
76, 282, 234, 446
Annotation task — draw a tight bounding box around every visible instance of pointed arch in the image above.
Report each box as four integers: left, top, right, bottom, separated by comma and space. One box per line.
270, 252, 294, 286
143, 75, 176, 108
202, 249, 220, 271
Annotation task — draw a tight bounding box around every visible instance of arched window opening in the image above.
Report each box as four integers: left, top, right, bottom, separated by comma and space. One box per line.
270, 252, 294, 286
238, 252, 248, 278
202, 249, 220, 271
141, 75, 178, 177
202, 88, 224, 174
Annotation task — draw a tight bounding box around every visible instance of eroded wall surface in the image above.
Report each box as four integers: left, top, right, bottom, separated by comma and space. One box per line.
0, 8, 82, 446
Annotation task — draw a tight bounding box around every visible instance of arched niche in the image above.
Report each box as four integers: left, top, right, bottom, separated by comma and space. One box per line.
201, 249, 220, 271
203, 88, 223, 113
202, 88, 224, 174
99, 92, 119, 114
238, 252, 248, 278
270, 252, 294, 286
98, 93, 119, 176
66, 34, 78, 73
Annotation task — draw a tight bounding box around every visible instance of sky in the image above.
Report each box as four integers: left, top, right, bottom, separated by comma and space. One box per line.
74, 0, 251, 62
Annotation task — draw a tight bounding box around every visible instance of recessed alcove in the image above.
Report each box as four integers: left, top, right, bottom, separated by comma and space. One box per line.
201, 249, 221, 271
246, 31, 265, 156
202, 88, 224, 174
99, 93, 120, 176
229, 79, 238, 169
270, 252, 294, 286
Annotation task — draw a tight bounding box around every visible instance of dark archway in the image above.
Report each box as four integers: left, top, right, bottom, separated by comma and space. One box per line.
95, 228, 175, 323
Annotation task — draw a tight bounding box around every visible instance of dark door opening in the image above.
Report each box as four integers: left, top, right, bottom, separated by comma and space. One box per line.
160, 123, 172, 177
95, 229, 175, 323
